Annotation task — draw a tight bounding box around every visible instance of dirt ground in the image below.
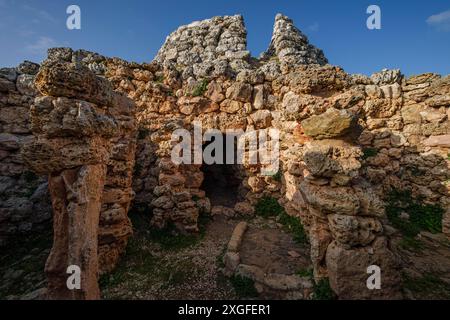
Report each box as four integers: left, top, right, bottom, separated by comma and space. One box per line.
1, 213, 450, 300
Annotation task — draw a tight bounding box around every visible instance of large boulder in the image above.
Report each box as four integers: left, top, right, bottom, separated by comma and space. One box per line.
300, 182, 360, 215
301, 108, 357, 139
326, 238, 402, 300
303, 140, 362, 178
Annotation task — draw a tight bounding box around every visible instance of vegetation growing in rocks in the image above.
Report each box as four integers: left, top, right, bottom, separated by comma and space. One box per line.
255, 197, 308, 245
192, 79, 209, 97
386, 189, 444, 236
312, 278, 335, 300
100, 211, 236, 299
154, 75, 164, 83
296, 268, 314, 278
402, 273, 450, 300
278, 211, 308, 244
145, 211, 211, 251
2, 12, 449, 301
271, 171, 282, 182
230, 275, 258, 298
362, 147, 378, 160
255, 196, 284, 218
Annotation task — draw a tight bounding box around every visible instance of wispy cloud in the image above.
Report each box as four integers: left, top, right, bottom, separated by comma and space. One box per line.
17, 27, 37, 38
25, 36, 59, 55
307, 22, 320, 32
21, 3, 57, 24
426, 9, 450, 31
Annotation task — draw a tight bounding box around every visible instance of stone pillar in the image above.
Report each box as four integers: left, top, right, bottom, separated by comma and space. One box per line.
22, 59, 133, 299
299, 108, 402, 299
46, 165, 105, 299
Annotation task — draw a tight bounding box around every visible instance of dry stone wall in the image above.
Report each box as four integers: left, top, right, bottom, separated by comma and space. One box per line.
359, 71, 450, 234
0, 13, 448, 300
0, 61, 52, 247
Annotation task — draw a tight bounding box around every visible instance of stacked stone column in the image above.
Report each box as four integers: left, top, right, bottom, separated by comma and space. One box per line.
22, 58, 135, 299
299, 108, 402, 299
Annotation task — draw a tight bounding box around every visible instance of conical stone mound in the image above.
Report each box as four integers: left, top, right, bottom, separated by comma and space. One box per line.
264, 14, 328, 66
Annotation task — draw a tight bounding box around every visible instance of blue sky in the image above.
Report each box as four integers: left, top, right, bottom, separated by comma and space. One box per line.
0, 0, 449, 76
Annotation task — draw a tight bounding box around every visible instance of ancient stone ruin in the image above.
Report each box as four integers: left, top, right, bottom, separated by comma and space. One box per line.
1, 14, 449, 300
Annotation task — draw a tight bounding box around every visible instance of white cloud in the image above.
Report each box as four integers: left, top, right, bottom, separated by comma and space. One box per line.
426, 9, 450, 31
25, 36, 59, 55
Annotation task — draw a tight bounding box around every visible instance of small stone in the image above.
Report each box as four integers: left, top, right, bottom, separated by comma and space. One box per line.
288, 250, 300, 258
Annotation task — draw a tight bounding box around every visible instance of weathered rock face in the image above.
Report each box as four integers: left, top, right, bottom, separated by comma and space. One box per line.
263, 14, 328, 66
21, 52, 136, 299
155, 15, 250, 80
46, 165, 105, 300
0, 61, 51, 247
326, 238, 402, 300
301, 108, 357, 139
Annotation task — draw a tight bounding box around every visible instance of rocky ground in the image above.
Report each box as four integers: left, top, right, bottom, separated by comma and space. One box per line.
1, 212, 450, 300
0, 226, 51, 299
100, 212, 237, 300
100, 212, 314, 300
395, 232, 450, 300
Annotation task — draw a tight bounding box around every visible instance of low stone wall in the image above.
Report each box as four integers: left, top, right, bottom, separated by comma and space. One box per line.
359, 71, 450, 234
0, 61, 52, 247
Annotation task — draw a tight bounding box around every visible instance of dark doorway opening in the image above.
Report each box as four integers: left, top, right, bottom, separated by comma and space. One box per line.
200, 134, 242, 208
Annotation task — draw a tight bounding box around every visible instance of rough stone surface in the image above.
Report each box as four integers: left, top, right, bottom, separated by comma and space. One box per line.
301, 108, 356, 139
1, 13, 449, 301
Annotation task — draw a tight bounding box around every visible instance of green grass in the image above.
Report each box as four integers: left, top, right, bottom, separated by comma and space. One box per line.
362, 148, 378, 160
386, 189, 444, 238
125, 210, 210, 252
255, 197, 308, 245
296, 268, 314, 278
230, 275, 259, 298
192, 79, 209, 97
278, 211, 308, 245
399, 236, 424, 252
271, 171, 282, 182
312, 278, 335, 300
154, 75, 164, 83
403, 273, 450, 299
100, 211, 204, 296
255, 196, 284, 218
